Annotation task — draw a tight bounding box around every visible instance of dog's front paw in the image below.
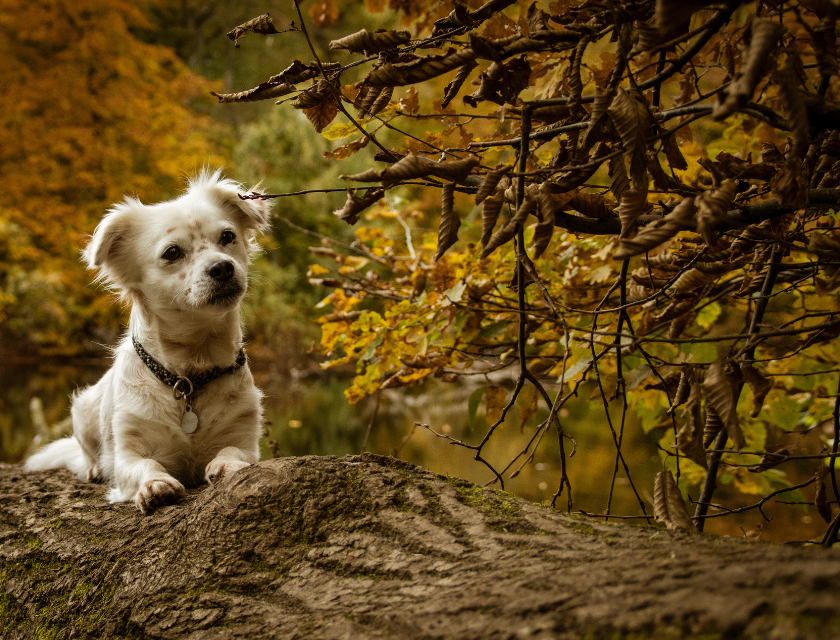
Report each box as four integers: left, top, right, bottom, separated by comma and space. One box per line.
86, 464, 103, 483
135, 477, 185, 514
205, 459, 251, 484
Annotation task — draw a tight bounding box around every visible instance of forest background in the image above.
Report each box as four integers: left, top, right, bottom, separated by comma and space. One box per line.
2, 0, 840, 546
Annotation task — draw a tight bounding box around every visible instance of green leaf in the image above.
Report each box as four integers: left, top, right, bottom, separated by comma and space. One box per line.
468, 386, 486, 431
361, 333, 385, 361
696, 301, 722, 329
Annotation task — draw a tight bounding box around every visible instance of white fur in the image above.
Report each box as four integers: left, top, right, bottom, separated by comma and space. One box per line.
25, 171, 271, 513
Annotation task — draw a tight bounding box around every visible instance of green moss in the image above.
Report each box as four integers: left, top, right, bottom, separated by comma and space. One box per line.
446, 478, 546, 534
34, 607, 61, 640
71, 582, 93, 599
87, 584, 116, 626
0, 592, 29, 631
567, 521, 598, 536
49, 518, 64, 530
26, 536, 43, 548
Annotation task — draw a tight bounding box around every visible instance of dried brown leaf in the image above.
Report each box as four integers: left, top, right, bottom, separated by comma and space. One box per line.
533, 183, 555, 259
333, 189, 385, 225
653, 298, 697, 325
654, 470, 693, 530
696, 180, 736, 248
329, 28, 411, 54
227, 13, 278, 47
303, 98, 340, 133
475, 165, 513, 205
268, 60, 335, 86
631, 20, 660, 56
617, 189, 648, 238
324, 136, 370, 161
613, 197, 696, 260
773, 64, 810, 160
341, 154, 479, 185
741, 363, 772, 418
211, 82, 295, 104
703, 406, 724, 449
565, 193, 610, 218
815, 466, 833, 523
481, 191, 506, 248
608, 88, 651, 189
364, 48, 477, 87
464, 57, 531, 107
550, 143, 611, 193
581, 86, 613, 153
357, 85, 384, 118
481, 195, 536, 259
668, 366, 694, 415
750, 431, 805, 473
713, 19, 785, 120
677, 379, 708, 469
663, 134, 688, 171
293, 80, 336, 110
703, 361, 745, 449
435, 183, 460, 261
770, 161, 808, 208
609, 154, 631, 201
368, 86, 394, 118
442, 60, 479, 108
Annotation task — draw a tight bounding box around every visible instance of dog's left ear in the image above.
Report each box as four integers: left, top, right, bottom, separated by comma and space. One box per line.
204, 175, 272, 236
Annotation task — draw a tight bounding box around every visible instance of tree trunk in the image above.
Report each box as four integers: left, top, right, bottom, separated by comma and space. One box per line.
1, 454, 838, 639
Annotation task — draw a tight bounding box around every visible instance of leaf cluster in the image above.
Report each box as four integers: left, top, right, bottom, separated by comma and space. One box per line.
221, 0, 840, 541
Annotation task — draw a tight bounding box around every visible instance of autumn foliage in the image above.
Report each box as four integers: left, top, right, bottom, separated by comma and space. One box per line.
216, 0, 840, 541
0, 0, 224, 354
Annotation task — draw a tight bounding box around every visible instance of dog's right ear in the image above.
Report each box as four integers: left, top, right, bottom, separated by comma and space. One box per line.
84, 199, 141, 289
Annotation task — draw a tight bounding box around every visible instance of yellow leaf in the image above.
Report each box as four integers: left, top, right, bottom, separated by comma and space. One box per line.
343, 256, 370, 270
308, 264, 330, 276
323, 121, 364, 140
485, 384, 507, 424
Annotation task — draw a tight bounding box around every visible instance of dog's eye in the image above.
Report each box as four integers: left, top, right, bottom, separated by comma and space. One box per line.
220, 230, 236, 246
162, 246, 183, 262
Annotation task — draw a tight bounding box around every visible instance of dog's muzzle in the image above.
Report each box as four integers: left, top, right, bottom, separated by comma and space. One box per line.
206, 260, 243, 304
208, 260, 235, 282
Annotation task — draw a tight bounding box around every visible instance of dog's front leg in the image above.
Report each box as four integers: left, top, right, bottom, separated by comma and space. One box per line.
111, 414, 186, 513
205, 445, 257, 484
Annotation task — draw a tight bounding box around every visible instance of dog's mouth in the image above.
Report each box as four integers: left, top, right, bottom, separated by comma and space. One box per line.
206, 280, 244, 306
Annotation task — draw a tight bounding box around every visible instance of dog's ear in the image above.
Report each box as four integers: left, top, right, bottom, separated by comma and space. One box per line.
201, 173, 272, 235
84, 199, 141, 289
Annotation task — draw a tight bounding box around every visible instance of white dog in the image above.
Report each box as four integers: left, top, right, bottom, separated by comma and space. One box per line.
25, 171, 270, 513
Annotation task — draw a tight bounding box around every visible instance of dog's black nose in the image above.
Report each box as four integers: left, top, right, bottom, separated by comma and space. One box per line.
208, 260, 235, 281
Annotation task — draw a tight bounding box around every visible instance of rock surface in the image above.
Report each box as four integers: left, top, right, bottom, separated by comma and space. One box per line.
1, 454, 839, 639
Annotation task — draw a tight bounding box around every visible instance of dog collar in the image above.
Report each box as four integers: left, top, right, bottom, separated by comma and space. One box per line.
131, 336, 247, 394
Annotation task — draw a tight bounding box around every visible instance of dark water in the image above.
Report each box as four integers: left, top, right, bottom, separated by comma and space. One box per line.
1, 362, 828, 543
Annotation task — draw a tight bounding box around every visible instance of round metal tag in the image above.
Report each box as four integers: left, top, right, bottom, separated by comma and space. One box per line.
181, 408, 199, 434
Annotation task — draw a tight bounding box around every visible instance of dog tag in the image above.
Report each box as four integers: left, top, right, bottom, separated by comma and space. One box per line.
181, 405, 199, 434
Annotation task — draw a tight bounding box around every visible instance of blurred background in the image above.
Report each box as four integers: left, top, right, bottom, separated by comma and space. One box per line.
0, 0, 829, 543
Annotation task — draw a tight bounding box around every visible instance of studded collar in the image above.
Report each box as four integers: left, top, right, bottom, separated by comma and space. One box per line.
131, 336, 247, 394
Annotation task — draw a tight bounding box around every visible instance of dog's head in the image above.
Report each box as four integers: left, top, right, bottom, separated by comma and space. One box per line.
85, 171, 271, 314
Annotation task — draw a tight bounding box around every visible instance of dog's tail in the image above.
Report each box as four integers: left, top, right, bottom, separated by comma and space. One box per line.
24, 437, 88, 479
